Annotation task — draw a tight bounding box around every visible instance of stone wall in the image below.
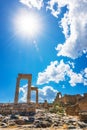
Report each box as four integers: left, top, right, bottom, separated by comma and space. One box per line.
65, 104, 80, 115
0, 103, 36, 115
79, 96, 87, 112
54, 93, 82, 105
54, 93, 87, 116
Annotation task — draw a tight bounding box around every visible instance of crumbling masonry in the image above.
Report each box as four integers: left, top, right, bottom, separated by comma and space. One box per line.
0, 74, 38, 115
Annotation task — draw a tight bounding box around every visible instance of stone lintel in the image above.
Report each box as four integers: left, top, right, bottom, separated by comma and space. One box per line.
18, 74, 32, 80
31, 87, 38, 91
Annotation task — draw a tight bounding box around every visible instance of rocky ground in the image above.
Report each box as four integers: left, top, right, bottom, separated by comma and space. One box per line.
0, 109, 87, 130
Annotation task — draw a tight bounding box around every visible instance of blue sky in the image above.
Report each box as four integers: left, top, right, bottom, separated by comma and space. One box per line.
0, 0, 87, 103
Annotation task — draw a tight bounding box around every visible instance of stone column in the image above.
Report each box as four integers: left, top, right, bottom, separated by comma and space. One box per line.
27, 79, 31, 104
36, 89, 38, 107
14, 78, 20, 104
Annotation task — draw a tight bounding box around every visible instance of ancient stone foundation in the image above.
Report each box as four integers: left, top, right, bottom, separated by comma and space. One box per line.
0, 103, 36, 115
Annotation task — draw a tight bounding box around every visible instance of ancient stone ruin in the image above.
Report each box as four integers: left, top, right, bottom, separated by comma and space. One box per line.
0, 73, 87, 122
14, 74, 38, 107
54, 92, 87, 122
0, 74, 38, 115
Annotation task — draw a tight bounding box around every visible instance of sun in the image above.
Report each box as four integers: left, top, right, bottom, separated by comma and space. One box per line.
14, 10, 42, 37
18, 14, 39, 36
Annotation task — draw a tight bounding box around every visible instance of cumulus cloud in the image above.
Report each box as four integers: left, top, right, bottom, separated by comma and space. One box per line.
19, 85, 58, 103
19, 0, 43, 10
39, 86, 58, 102
47, 0, 87, 59
37, 60, 70, 84
68, 71, 84, 86
37, 60, 87, 87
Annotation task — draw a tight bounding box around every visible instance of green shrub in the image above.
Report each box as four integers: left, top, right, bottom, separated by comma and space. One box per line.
49, 103, 65, 115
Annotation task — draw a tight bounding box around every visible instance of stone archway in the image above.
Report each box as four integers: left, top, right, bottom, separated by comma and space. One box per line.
14, 74, 32, 104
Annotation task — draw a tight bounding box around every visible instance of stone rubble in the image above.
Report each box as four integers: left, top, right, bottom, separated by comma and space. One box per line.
0, 110, 87, 129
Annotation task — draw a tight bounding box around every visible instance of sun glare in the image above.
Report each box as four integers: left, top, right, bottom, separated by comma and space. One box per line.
14, 10, 42, 37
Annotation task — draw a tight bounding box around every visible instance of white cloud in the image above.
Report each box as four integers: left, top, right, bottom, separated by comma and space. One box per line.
68, 71, 84, 86
19, 84, 28, 102
37, 60, 70, 85
39, 86, 58, 102
46, 0, 61, 18
37, 60, 87, 87
19, 0, 43, 10
19, 85, 58, 103
47, 0, 87, 59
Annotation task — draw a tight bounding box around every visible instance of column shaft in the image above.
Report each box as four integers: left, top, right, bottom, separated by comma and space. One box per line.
14, 78, 20, 104
27, 79, 31, 104
36, 90, 38, 107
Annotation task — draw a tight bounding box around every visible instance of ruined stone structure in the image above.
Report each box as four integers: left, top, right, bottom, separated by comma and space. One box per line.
54, 92, 87, 116
65, 94, 87, 116
14, 74, 31, 104
0, 74, 39, 115
14, 74, 38, 107
0, 103, 36, 115
54, 93, 82, 105
54, 92, 62, 103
